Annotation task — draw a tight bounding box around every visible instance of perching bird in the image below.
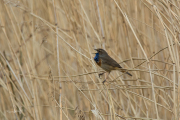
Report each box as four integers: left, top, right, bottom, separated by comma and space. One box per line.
94, 48, 132, 84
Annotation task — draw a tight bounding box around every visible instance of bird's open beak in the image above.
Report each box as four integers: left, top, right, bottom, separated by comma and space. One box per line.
93, 49, 98, 54
92, 53, 97, 54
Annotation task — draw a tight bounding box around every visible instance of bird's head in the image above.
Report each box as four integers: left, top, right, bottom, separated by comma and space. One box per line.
94, 48, 108, 56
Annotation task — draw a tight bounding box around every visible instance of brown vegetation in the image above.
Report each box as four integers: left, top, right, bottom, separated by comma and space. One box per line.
0, 0, 180, 119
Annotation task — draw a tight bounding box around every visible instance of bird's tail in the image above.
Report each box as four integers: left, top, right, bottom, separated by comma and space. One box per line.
117, 67, 132, 76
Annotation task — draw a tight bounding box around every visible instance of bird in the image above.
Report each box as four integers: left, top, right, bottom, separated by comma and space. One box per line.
94, 48, 132, 84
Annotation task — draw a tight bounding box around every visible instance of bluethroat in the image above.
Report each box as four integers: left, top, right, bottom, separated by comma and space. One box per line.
94, 48, 132, 84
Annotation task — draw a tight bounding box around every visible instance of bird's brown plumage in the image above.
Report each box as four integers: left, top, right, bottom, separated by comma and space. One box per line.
94, 48, 132, 76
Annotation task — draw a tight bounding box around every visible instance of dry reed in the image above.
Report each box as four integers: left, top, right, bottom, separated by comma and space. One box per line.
0, 0, 180, 120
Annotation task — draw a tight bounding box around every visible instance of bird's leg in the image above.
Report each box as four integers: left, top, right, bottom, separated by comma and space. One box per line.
98, 71, 106, 78
102, 72, 110, 84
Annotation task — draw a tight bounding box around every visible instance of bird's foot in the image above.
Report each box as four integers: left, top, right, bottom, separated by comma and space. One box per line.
102, 79, 106, 84
98, 73, 104, 78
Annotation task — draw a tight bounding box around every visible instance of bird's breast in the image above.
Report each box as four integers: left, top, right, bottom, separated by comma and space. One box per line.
96, 59, 102, 66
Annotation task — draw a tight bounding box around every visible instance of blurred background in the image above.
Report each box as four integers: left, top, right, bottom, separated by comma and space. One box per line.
0, 0, 179, 119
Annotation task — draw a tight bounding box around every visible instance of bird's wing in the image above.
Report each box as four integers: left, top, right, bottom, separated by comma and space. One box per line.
101, 55, 122, 68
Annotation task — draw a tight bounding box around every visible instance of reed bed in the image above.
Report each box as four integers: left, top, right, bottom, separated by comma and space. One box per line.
0, 0, 180, 120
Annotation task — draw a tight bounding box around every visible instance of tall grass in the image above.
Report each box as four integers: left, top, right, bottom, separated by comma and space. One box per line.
0, 0, 179, 119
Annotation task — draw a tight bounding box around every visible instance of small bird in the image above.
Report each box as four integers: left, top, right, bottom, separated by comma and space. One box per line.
94, 48, 132, 84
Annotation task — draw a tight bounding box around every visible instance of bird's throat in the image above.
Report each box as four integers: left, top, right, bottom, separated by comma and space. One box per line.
94, 53, 99, 63
94, 53, 101, 66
